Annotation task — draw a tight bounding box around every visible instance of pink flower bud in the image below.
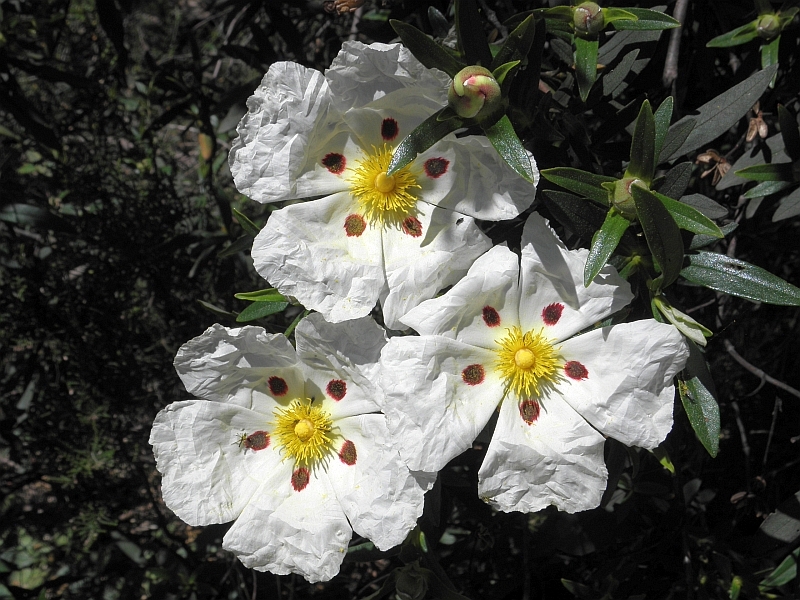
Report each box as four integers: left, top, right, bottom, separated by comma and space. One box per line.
448, 66, 502, 120
573, 2, 605, 38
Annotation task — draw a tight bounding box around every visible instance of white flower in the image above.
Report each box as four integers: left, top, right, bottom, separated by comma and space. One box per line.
230, 41, 538, 329
149, 314, 428, 583
379, 213, 689, 514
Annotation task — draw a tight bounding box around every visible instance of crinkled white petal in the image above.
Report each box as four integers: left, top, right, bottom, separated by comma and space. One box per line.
150, 400, 282, 526
518, 213, 634, 341
398, 245, 520, 348
295, 314, 387, 419
223, 468, 351, 583
174, 324, 304, 412
379, 336, 502, 472
229, 61, 349, 203
381, 204, 491, 330
478, 394, 608, 514
326, 41, 449, 112
556, 321, 688, 449
252, 192, 385, 324
433, 135, 538, 220
325, 414, 425, 550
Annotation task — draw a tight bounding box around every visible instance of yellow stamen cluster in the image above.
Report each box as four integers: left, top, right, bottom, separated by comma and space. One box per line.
348, 145, 419, 224
495, 326, 561, 398
273, 399, 334, 466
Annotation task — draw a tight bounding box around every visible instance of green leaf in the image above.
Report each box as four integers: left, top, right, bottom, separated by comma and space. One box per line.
584, 209, 631, 286
778, 104, 800, 161
232, 207, 261, 235
532, 6, 573, 22
541, 190, 610, 243
690, 222, 737, 250
197, 300, 237, 319
760, 547, 800, 591
653, 296, 713, 346
610, 8, 681, 30
492, 60, 520, 86
631, 185, 684, 287
655, 161, 693, 198
601, 48, 639, 98
681, 251, 800, 305
761, 35, 780, 83
736, 162, 795, 182
491, 15, 536, 71
626, 100, 656, 182
483, 115, 535, 182
217, 234, 255, 258
743, 179, 793, 199
773, 186, 800, 221
390, 20, 465, 77
387, 107, 465, 175
540, 167, 615, 204
234, 288, 287, 302
658, 118, 695, 164
574, 36, 599, 102
678, 341, 720, 457
236, 300, 289, 322
653, 97, 674, 163
679, 193, 729, 219
0, 203, 75, 233
652, 191, 724, 237
662, 65, 779, 161
602, 8, 638, 24
456, 0, 493, 67
706, 21, 760, 47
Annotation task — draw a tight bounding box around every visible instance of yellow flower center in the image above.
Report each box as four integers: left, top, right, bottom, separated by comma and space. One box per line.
495, 326, 561, 398
348, 144, 419, 225
273, 399, 334, 466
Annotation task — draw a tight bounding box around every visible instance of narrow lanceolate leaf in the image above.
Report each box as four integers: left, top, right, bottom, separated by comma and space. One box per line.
541, 190, 610, 243
390, 21, 465, 77
658, 118, 695, 164
736, 162, 795, 182
234, 288, 287, 302
631, 185, 684, 287
574, 36, 599, 103
540, 168, 615, 204
760, 547, 800, 591
773, 186, 800, 222
760, 35, 780, 78
484, 115, 535, 183
679, 342, 720, 457
232, 207, 261, 235
662, 65, 779, 161
653, 97, 674, 163
653, 296, 713, 346
652, 191, 724, 237
236, 300, 289, 322
626, 100, 656, 182
491, 15, 536, 72
743, 179, 793, 199
387, 107, 465, 175
584, 209, 631, 286
778, 104, 800, 161
706, 21, 760, 47
610, 8, 681, 30
656, 161, 693, 198
681, 251, 800, 305
456, 0, 493, 67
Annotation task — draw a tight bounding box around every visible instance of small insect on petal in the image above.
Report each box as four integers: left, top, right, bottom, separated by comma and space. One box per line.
239, 430, 270, 451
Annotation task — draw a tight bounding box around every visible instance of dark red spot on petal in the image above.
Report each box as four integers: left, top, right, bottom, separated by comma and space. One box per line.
424, 157, 449, 178
242, 431, 270, 451
268, 376, 288, 396
344, 214, 366, 237
326, 379, 347, 401
519, 400, 540, 425
339, 440, 357, 465
542, 303, 564, 326
291, 467, 310, 491
401, 216, 423, 237
322, 152, 346, 174
564, 361, 589, 380
482, 306, 501, 327
381, 118, 399, 141
461, 364, 485, 385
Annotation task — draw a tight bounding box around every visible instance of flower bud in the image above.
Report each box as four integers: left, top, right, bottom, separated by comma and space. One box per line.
573, 2, 605, 38
756, 13, 781, 40
448, 66, 502, 120
611, 176, 646, 219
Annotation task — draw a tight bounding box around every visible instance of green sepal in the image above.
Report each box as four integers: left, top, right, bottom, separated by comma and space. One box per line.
574, 35, 599, 102
678, 341, 721, 457
232, 207, 261, 235
540, 167, 614, 204
387, 107, 465, 175
609, 8, 681, 30
492, 61, 520, 87
631, 185, 684, 287
234, 288, 287, 302
456, 0, 493, 67
626, 100, 656, 182
778, 104, 800, 161
653, 295, 713, 346
651, 191, 724, 237
491, 15, 537, 72
483, 114, 535, 182
601, 8, 638, 25
584, 209, 631, 286
681, 251, 800, 305
736, 162, 795, 182
743, 179, 793, 199
653, 97, 674, 164
706, 21, 760, 47
761, 35, 780, 79
390, 20, 465, 77
236, 300, 289, 322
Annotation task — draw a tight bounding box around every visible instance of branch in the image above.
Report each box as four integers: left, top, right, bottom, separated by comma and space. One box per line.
723, 340, 800, 400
